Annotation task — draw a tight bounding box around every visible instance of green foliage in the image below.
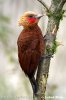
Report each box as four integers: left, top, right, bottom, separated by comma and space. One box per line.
46, 40, 59, 55
47, 10, 65, 21
53, 0, 60, 5
54, 10, 65, 21
51, 40, 58, 54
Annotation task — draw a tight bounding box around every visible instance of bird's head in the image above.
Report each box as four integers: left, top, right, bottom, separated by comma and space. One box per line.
18, 11, 44, 28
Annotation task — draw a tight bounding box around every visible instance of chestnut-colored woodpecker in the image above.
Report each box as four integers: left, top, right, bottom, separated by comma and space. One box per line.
17, 11, 45, 93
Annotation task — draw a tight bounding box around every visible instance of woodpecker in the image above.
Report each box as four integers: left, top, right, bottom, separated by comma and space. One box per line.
17, 11, 45, 94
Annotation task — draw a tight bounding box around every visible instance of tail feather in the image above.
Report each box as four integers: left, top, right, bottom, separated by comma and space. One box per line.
29, 77, 37, 95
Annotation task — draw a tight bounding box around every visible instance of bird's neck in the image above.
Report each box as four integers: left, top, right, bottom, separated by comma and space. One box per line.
24, 24, 39, 30
22, 24, 41, 36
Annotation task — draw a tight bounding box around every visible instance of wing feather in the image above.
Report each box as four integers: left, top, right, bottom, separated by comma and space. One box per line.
17, 37, 40, 77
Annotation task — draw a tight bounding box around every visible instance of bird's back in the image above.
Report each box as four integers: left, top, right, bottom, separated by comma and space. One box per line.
17, 25, 45, 78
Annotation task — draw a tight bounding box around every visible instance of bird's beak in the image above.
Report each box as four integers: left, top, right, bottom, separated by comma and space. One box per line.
35, 14, 44, 19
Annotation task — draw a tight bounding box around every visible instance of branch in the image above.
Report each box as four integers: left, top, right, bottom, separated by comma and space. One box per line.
33, 0, 66, 100
56, 0, 66, 12
58, 0, 66, 9
37, 0, 49, 12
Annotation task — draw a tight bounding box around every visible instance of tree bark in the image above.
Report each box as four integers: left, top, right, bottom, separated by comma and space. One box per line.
34, 0, 66, 100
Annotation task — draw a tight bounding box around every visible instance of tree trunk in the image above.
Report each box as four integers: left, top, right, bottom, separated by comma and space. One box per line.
34, 0, 66, 100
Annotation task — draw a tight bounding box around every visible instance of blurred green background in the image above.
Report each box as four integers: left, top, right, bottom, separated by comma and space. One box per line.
0, 0, 66, 100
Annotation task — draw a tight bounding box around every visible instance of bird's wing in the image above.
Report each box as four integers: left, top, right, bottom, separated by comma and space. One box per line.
17, 36, 39, 52
17, 36, 40, 76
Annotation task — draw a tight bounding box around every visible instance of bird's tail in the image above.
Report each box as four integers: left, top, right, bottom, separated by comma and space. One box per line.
29, 77, 37, 95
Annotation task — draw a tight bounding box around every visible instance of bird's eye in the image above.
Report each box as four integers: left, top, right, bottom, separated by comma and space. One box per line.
28, 15, 33, 18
